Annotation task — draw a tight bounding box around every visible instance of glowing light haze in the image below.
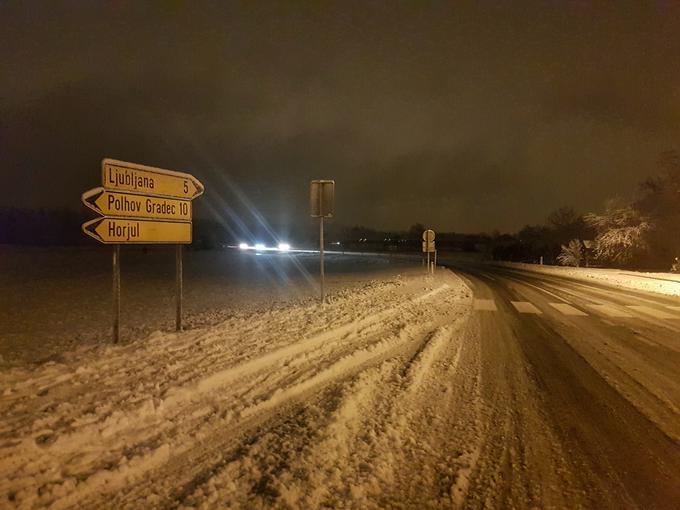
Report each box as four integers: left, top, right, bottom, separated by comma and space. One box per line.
2, 2, 679, 232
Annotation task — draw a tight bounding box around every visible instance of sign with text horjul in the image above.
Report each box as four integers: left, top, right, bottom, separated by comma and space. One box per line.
82, 217, 192, 244
81, 158, 205, 342
82, 159, 204, 243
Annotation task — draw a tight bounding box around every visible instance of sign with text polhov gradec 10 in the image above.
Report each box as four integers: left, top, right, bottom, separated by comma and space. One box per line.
82, 158, 204, 244
82, 187, 192, 222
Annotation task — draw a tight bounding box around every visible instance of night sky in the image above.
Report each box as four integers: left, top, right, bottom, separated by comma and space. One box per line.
2, 1, 680, 233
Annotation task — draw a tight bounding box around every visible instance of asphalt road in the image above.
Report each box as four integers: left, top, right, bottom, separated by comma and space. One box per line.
444, 261, 680, 509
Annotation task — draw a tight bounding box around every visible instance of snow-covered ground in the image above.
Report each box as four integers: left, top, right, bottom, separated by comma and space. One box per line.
0, 246, 418, 367
490, 261, 680, 297
0, 264, 474, 508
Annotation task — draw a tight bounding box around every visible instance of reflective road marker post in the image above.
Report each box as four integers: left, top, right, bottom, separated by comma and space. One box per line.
83, 158, 204, 342
310, 180, 335, 303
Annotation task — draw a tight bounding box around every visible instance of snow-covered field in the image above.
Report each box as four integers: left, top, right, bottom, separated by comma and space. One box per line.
0, 246, 418, 367
0, 266, 473, 508
491, 261, 680, 297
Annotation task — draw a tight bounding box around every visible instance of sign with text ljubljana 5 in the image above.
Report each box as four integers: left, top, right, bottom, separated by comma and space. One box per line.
82, 159, 204, 244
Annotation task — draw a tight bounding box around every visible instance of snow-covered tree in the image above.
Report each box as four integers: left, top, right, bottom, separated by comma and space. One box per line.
585, 201, 651, 265
557, 239, 583, 267
635, 150, 680, 265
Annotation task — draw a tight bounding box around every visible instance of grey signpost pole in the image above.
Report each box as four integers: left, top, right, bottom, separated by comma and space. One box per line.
176, 245, 183, 331
83, 159, 205, 344
311, 180, 334, 304
320, 213, 325, 303
319, 183, 325, 303
113, 245, 121, 344
423, 229, 436, 275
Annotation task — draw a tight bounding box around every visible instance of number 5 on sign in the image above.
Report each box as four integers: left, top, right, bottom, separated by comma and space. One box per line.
102, 159, 204, 199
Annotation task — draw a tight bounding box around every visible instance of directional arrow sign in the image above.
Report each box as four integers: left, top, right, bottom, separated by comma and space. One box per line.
102, 158, 204, 199
82, 187, 191, 221
82, 217, 192, 244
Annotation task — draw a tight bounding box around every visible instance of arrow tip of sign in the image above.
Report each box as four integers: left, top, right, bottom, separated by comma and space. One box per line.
192, 176, 205, 197
82, 217, 105, 241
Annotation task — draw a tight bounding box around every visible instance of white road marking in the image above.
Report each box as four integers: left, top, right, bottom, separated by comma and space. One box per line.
473, 299, 497, 311
478, 272, 497, 281
664, 305, 680, 311
566, 279, 673, 307
626, 305, 680, 320
511, 301, 542, 314
587, 304, 634, 318
549, 303, 588, 316
600, 319, 616, 326
502, 275, 571, 303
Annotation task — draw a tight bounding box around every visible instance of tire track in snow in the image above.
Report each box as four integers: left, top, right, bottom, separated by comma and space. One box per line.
178, 318, 475, 509
73, 280, 467, 509
0, 281, 454, 510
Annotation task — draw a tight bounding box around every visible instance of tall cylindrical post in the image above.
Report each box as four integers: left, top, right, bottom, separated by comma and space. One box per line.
113, 245, 121, 343
176, 244, 183, 331
320, 216, 325, 302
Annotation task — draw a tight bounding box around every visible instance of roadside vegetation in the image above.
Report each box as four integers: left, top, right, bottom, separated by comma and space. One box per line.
494, 151, 680, 270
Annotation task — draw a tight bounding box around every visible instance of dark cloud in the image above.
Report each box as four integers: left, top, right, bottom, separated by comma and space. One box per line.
2, 1, 680, 233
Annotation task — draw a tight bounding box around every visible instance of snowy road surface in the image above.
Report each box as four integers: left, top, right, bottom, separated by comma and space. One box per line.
446, 261, 680, 509
2, 261, 680, 509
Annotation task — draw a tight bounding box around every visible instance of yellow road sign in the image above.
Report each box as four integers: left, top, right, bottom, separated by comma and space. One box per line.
422, 229, 435, 242
422, 241, 435, 253
102, 158, 204, 199
82, 217, 192, 244
82, 187, 191, 221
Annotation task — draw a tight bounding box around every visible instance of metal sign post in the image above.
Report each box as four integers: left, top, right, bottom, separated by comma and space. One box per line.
320, 214, 325, 302
113, 245, 121, 343
310, 180, 335, 303
83, 158, 204, 342
176, 245, 183, 331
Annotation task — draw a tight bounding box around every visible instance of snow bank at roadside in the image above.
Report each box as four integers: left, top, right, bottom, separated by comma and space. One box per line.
491, 261, 680, 297
0, 268, 472, 509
